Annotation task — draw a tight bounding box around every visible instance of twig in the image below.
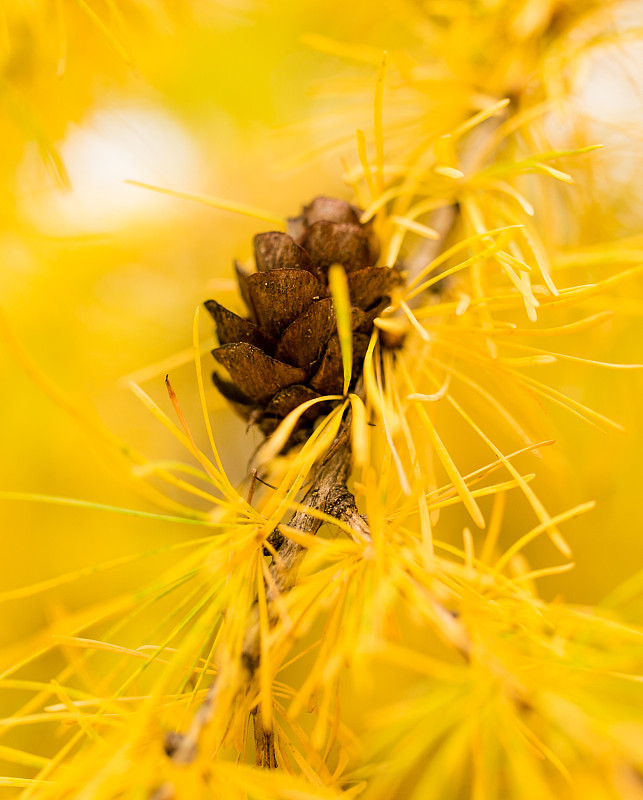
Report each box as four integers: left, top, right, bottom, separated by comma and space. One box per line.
163, 403, 365, 767
252, 705, 277, 769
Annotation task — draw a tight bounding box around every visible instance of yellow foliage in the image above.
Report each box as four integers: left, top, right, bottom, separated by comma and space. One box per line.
1, 1, 643, 799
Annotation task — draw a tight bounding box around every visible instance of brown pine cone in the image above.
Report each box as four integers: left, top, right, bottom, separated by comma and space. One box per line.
205, 196, 403, 438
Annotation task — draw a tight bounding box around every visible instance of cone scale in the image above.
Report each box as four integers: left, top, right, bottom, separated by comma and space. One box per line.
206, 197, 402, 438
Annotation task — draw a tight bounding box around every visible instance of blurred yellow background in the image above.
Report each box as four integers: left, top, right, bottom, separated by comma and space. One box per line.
1, 0, 642, 677
0, 0, 410, 655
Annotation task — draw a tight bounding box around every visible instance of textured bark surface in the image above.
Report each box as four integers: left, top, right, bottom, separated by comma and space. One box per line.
163, 410, 364, 767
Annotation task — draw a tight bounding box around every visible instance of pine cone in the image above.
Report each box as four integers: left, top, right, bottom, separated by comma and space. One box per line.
205, 197, 403, 438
